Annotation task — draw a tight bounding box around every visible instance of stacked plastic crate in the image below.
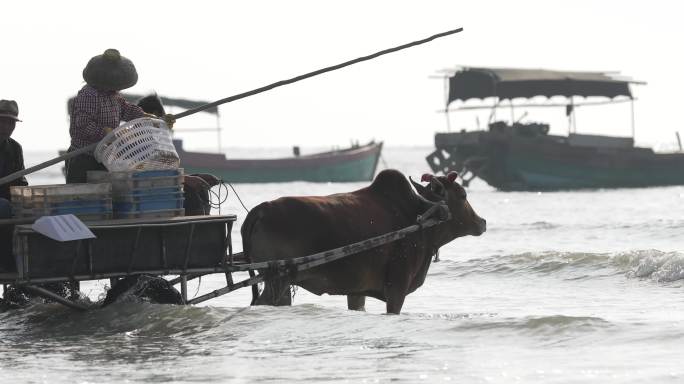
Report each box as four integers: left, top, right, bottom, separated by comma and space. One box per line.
87, 169, 184, 219
10, 183, 113, 221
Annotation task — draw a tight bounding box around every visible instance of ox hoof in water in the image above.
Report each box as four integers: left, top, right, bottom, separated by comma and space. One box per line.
102, 275, 182, 307
241, 169, 486, 314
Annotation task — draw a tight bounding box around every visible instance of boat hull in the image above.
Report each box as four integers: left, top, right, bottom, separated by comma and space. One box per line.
176, 141, 383, 183
428, 130, 684, 191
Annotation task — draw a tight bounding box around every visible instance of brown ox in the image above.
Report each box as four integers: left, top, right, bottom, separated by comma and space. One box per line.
241, 169, 486, 314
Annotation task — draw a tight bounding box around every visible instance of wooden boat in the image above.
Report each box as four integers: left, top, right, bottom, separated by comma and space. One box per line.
174, 139, 383, 183
122, 94, 383, 183
426, 67, 684, 190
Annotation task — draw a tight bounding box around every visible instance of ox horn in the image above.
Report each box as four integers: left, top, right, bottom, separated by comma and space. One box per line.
412, 175, 446, 201
446, 171, 458, 183
429, 177, 446, 198
410, 176, 429, 195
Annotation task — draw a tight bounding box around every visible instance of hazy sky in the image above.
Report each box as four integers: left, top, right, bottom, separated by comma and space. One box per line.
3, 0, 682, 153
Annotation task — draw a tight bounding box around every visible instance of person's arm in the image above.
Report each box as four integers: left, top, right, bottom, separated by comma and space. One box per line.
118, 95, 146, 121
13, 142, 28, 187
71, 90, 108, 144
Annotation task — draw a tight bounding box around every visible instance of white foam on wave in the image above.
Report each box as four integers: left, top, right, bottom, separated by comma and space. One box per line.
613, 250, 684, 282
445, 250, 684, 283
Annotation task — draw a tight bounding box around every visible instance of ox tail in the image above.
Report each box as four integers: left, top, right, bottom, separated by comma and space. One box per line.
241, 207, 259, 263
241, 204, 266, 306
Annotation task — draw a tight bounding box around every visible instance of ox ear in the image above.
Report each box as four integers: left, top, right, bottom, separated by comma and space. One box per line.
446, 171, 458, 184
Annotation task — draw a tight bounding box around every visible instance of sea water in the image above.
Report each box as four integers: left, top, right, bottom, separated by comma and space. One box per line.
0, 146, 682, 383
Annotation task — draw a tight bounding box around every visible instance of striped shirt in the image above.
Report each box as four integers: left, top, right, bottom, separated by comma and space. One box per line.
69, 85, 145, 150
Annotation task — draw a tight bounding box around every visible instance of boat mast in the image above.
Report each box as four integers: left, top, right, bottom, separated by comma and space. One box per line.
488, 98, 499, 123
630, 98, 636, 140
216, 109, 222, 152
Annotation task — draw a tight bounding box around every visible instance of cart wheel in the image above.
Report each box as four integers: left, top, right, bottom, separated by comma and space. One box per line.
2, 282, 78, 308
102, 275, 183, 307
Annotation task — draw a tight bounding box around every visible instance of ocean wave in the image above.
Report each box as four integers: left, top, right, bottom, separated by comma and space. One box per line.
613, 250, 684, 282
453, 314, 611, 335
444, 251, 615, 277
0, 302, 241, 341
445, 250, 684, 283
487, 219, 684, 233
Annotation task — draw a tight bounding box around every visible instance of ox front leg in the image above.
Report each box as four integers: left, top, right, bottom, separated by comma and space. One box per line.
383, 256, 410, 314
347, 295, 366, 311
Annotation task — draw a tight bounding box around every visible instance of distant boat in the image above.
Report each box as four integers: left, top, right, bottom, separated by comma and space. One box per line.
426, 66, 684, 190
119, 94, 383, 183
175, 139, 383, 183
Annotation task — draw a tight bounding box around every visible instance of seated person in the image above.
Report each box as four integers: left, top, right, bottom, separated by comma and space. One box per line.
0, 99, 27, 271
66, 48, 174, 183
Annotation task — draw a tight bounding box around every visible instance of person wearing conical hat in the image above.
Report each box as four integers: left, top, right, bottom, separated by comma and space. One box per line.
66, 48, 174, 183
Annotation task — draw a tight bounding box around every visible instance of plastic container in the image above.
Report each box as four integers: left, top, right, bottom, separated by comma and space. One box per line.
94, 117, 179, 171
113, 193, 184, 213
114, 208, 185, 220
87, 169, 184, 196
10, 183, 114, 221
12, 203, 113, 221
11, 183, 112, 208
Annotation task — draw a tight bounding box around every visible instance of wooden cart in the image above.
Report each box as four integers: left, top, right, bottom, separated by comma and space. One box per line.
0, 207, 446, 310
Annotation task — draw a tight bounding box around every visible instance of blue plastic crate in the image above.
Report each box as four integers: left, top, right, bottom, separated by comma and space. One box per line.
131, 169, 182, 178
117, 191, 184, 202
114, 208, 184, 219
113, 195, 184, 213
88, 170, 183, 197
52, 199, 112, 209
127, 185, 183, 196
48, 203, 112, 215
16, 199, 113, 220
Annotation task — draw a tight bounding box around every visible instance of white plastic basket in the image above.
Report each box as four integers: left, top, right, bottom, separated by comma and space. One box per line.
94, 117, 180, 172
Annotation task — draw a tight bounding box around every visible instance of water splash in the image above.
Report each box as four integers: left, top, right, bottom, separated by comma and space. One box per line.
614, 250, 684, 282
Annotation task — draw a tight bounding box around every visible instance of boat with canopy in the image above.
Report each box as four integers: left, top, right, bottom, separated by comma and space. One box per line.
426, 66, 684, 190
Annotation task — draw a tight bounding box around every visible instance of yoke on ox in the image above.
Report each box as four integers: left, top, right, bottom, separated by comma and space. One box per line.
242, 169, 486, 314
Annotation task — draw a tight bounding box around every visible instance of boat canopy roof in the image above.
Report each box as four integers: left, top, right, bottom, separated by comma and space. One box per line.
447, 67, 638, 105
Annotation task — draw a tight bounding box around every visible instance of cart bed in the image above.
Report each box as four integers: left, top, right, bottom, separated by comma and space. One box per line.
0, 215, 236, 284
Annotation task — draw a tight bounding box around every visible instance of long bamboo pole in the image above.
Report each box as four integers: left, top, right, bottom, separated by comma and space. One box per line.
174, 28, 463, 119
0, 27, 463, 187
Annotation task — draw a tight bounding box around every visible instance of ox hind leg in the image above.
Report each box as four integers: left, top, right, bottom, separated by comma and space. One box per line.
347, 295, 366, 311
